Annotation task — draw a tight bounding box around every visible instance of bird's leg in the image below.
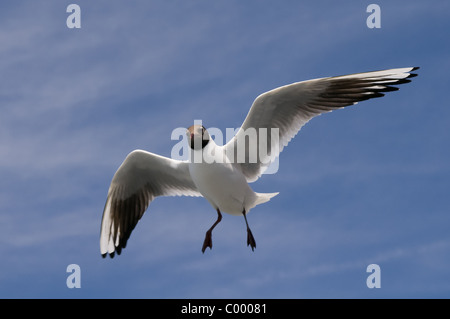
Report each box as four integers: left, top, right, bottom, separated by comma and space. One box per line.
242, 209, 256, 251
202, 208, 222, 253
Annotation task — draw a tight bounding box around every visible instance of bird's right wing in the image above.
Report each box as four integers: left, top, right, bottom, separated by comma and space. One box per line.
100, 150, 201, 258
224, 67, 419, 182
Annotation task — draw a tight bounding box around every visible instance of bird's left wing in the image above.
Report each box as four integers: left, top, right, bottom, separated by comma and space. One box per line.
224, 67, 419, 182
100, 150, 201, 258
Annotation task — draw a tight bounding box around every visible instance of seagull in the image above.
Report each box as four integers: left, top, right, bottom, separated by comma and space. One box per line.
100, 67, 419, 258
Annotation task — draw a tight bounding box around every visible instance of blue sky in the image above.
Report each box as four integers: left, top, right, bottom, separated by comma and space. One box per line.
0, 0, 449, 298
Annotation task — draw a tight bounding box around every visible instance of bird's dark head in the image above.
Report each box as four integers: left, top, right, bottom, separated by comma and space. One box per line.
187, 124, 210, 150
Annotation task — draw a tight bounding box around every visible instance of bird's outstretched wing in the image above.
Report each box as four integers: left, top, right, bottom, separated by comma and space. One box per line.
224, 67, 419, 182
100, 150, 201, 258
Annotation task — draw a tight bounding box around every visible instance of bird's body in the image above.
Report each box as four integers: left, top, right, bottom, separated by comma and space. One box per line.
188, 139, 277, 216
189, 147, 251, 216
100, 67, 419, 258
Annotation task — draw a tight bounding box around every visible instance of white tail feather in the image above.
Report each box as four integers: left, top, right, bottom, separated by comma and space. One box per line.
254, 192, 279, 206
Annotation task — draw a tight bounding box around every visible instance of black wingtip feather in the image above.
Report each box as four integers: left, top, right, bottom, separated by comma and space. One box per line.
395, 78, 412, 85
370, 92, 385, 99
407, 67, 420, 78
101, 252, 116, 259
379, 86, 399, 93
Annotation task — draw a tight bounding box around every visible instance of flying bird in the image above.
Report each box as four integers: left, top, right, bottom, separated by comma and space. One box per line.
100, 67, 419, 258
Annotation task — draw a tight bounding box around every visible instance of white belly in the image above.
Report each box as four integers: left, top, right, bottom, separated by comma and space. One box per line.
188, 152, 256, 216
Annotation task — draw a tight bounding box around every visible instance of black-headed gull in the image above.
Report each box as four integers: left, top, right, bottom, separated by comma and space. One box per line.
100, 67, 419, 258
